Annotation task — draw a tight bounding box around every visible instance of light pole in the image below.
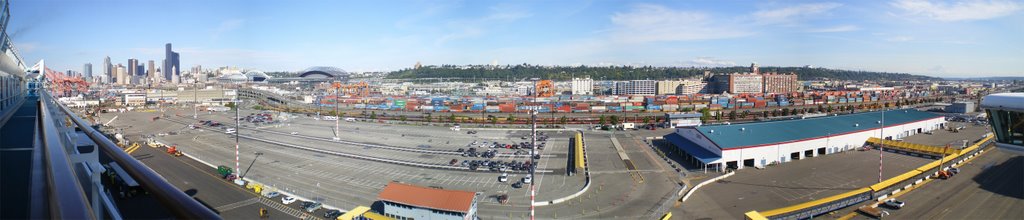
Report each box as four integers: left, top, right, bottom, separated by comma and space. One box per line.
193, 81, 198, 119
241, 152, 264, 179
878, 109, 885, 183
234, 99, 243, 184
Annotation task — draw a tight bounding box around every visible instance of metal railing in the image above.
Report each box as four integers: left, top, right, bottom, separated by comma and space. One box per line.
39, 92, 221, 219
38, 93, 95, 219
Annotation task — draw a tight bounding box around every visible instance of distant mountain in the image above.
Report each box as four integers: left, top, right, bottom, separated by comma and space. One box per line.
943, 76, 1024, 81
386, 64, 940, 81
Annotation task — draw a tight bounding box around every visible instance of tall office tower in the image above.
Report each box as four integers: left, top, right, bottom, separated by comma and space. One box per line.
751, 62, 760, 75
103, 56, 112, 83
571, 77, 593, 95
147, 60, 156, 81
83, 63, 92, 79
164, 43, 180, 80
127, 58, 138, 77
116, 64, 128, 85
763, 73, 799, 94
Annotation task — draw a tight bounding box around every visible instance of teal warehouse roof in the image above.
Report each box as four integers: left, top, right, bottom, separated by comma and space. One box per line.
693, 109, 941, 150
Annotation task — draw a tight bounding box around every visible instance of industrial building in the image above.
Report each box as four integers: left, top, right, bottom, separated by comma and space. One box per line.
664, 109, 945, 171
377, 182, 480, 220
945, 101, 976, 113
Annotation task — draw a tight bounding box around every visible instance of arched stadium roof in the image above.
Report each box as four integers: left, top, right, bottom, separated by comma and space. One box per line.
298, 66, 348, 78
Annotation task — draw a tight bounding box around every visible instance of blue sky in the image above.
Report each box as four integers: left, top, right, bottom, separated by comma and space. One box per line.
10, 0, 1023, 77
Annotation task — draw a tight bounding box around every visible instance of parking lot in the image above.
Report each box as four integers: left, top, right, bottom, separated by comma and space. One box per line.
101, 107, 594, 217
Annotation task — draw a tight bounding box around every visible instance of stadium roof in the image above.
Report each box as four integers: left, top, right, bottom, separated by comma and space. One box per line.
694, 109, 941, 150
378, 182, 477, 213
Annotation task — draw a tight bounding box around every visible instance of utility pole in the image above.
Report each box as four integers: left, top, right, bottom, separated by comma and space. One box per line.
193, 81, 198, 119
235, 99, 241, 183
878, 109, 885, 183
530, 110, 537, 220
334, 81, 340, 141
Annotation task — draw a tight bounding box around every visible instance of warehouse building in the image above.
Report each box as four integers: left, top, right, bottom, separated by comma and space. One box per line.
664, 109, 945, 172
377, 182, 480, 220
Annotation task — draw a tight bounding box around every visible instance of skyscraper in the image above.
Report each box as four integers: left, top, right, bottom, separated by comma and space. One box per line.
164, 43, 180, 81
83, 63, 92, 79
128, 58, 139, 77
147, 59, 156, 82
103, 56, 112, 83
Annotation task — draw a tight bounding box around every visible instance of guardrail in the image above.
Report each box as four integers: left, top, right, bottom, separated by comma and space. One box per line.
744, 135, 994, 220
681, 171, 734, 202
47, 93, 221, 219
38, 95, 96, 219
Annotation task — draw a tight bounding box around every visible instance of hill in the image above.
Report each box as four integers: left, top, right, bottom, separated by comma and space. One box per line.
386, 64, 940, 81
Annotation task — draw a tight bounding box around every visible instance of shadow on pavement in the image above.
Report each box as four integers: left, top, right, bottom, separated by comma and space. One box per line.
973, 156, 1024, 199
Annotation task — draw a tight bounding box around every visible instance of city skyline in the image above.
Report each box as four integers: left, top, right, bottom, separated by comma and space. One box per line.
9, 0, 1023, 77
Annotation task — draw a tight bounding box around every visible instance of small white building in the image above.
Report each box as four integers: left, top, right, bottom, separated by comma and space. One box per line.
665, 109, 945, 171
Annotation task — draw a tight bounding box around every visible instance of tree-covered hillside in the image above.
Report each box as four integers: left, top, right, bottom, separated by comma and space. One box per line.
386, 64, 939, 81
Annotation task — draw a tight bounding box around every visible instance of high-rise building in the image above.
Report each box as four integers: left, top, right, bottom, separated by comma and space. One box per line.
730, 74, 764, 94
147, 60, 156, 83
616, 80, 656, 95
763, 73, 799, 94
571, 77, 593, 95
127, 58, 139, 77
103, 56, 112, 83
751, 62, 760, 75
676, 80, 709, 95
164, 43, 180, 81
83, 63, 92, 79
657, 80, 685, 95
116, 64, 128, 85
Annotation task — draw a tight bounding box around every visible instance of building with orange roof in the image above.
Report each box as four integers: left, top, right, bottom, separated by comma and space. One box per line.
377, 182, 480, 220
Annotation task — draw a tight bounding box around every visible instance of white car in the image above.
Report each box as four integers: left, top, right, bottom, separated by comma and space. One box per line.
290, 132, 298, 135
884, 199, 905, 209
498, 173, 508, 182
282, 196, 297, 205
522, 176, 532, 184
263, 191, 281, 198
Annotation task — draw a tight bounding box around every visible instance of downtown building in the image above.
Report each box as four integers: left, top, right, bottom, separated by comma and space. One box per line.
763, 73, 799, 94
571, 77, 593, 95
615, 80, 656, 95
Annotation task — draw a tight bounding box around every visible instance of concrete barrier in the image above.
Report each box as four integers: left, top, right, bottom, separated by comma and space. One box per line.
533, 131, 590, 206
681, 171, 735, 202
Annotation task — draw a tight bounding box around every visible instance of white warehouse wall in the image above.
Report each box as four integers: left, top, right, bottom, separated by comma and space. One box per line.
679, 117, 945, 170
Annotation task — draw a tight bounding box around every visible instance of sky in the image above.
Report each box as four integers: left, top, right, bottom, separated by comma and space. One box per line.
9, 0, 1024, 77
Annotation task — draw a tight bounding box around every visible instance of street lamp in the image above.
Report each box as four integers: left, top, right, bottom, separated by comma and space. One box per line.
241, 152, 264, 179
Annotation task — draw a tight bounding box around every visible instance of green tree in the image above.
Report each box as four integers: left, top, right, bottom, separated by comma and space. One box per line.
598, 115, 607, 125
700, 108, 710, 121
449, 114, 456, 123
827, 105, 834, 113
399, 115, 407, 122
610, 115, 620, 125
560, 116, 568, 125
740, 110, 749, 119
781, 108, 790, 116
225, 102, 236, 109
729, 110, 737, 120
488, 115, 497, 125
642, 116, 651, 124
369, 111, 377, 119
425, 113, 432, 123
507, 114, 516, 123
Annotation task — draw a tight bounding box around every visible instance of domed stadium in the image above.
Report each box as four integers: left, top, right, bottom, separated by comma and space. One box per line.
298, 66, 348, 79
217, 69, 271, 83
245, 70, 270, 82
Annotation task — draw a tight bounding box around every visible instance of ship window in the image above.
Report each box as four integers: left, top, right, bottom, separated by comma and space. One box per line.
987, 109, 1024, 145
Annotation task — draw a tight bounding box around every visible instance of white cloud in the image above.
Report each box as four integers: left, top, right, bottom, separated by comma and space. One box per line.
891, 0, 1022, 21
753, 3, 843, 24
687, 57, 737, 67
434, 7, 531, 46
807, 25, 860, 33
212, 19, 245, 40
610, 4, 748, 43
886, 36, 915, 42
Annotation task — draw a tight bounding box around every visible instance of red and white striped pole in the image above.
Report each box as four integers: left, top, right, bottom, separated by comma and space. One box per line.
878, 109, 884, 183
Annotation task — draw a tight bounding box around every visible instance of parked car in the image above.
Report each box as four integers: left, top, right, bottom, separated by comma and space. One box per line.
522, 176, 532, 184
498, 173, 508, 182
302, 201, 322, 212
282, 196, 297, 204
449, 159, 459, 165
324, 209, 343, 218
512, 181, 523, 188
884, 199, 905, 209
263, 191, 281, 198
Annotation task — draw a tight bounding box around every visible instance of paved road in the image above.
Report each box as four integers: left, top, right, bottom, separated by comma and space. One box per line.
881, 149, 1023, 219
128, 136, 316, 220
